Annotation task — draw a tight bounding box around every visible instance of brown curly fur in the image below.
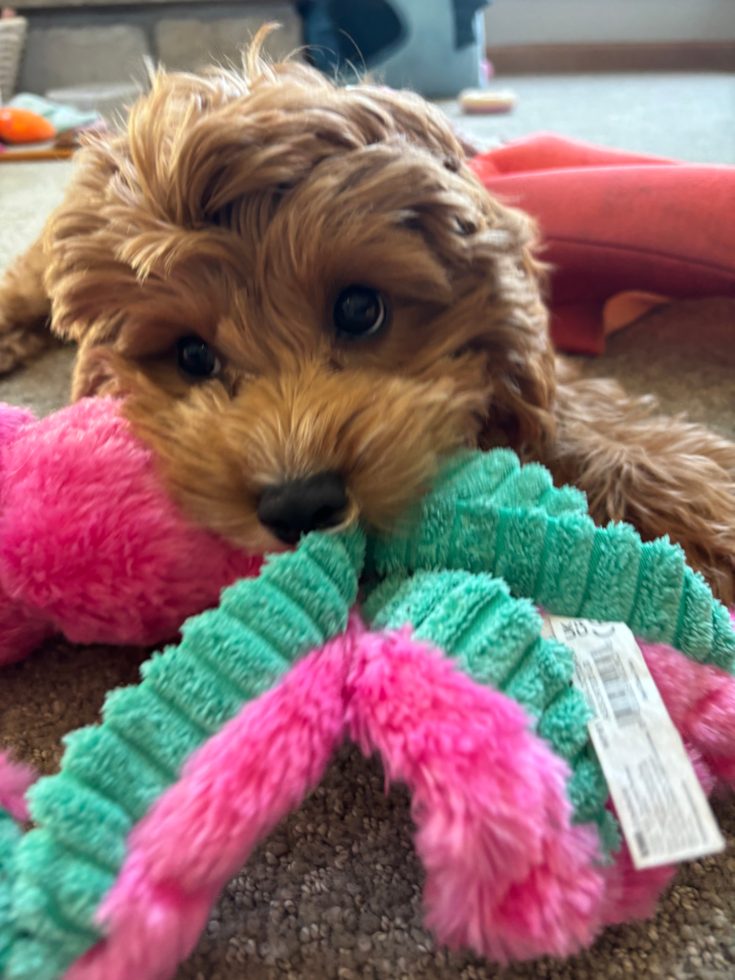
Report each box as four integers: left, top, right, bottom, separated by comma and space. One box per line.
1, 37, 734, 599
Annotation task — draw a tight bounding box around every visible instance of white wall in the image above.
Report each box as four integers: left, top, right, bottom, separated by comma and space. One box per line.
484, 0, 735, 45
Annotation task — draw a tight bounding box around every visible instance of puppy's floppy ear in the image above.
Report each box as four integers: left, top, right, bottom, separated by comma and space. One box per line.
468, 201, 557, 453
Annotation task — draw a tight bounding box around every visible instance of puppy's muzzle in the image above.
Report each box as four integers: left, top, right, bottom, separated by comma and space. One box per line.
257, 471, 348, 544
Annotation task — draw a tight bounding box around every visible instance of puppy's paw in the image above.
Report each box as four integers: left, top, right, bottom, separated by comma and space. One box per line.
0, 318, 57, 375
0, 239, 54, 375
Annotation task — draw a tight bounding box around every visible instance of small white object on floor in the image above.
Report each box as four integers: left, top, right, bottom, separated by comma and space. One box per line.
459, 88, 516, 115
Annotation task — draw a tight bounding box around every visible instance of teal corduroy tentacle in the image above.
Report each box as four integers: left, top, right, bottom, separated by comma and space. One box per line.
4, 530, 365, 980
367, 450, 735, 671
0, 809, 23, 974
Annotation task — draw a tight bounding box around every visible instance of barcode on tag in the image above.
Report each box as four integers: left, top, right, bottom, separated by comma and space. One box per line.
588, 644, 640, 727
542, 615, 726, 870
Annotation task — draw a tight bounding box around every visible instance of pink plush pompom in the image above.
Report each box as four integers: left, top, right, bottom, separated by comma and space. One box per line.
0, 398, 260, 661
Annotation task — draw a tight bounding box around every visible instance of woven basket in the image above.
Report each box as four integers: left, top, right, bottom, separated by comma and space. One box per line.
0, 15, 27, 105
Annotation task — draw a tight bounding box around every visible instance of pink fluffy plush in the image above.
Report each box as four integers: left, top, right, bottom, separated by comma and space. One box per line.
0, 398, 260, 664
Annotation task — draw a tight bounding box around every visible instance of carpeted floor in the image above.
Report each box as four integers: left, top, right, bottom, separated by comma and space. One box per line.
1, 74, 734, 980
440, 72, 735, 163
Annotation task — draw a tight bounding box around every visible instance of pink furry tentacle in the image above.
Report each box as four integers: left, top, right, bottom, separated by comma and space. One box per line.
640, 638, 735, 785
344, 627, 606, 963
599, 837, 676, 926
64, 626, 356, 980
0, 751, 36, 822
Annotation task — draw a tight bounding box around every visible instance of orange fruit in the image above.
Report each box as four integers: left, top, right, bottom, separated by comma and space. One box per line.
0, 108, 57, 145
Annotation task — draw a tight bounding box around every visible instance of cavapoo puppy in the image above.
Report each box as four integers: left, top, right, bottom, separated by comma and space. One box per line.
1, 37, 734, 600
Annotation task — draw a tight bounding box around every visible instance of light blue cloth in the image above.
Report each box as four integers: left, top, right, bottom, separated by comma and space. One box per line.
8, 93, 100, 135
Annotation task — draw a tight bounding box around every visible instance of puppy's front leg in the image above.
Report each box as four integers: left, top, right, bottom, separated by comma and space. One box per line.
0, 238, 57, 374
539, 371, 735, 604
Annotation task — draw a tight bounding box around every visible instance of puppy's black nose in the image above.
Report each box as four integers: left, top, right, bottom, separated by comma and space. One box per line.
258, 472, 348, 544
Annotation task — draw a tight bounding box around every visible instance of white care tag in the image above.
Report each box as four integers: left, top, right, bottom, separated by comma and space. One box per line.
541, 615, 726, 869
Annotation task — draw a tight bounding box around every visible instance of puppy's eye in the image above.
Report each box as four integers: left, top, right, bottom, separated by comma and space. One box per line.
176, 335, 222, 379
334, 286, 387, 339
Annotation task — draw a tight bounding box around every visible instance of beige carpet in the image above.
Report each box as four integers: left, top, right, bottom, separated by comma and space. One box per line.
1, 118, 735, 980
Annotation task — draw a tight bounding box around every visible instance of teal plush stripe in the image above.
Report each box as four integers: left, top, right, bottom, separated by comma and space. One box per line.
430, 448, 519, 502
13, 835, 113, 934
414, 576, 517, 656
10, 882, 91, 949
4, 939, 58, 980
676, 571, 715, 654
179, 614, 289, 699
369, 450, 735, 671
711, 604, 735, 671
141, 646, 248, 734
410, 503, 457, 570
489, 461, 556, 509
503, 638, 576, 719
537, 688, 593, 761
102, 686, 207, 777
361, 575, 414, 624
0, 812, 22, 972
26, 778, 130, 874
368, 571, 468, 636
534, 514, 595, 614
449, 501, 501, 574
452, 592, 537, 689
595, 809, 622, 858
577, 522, 641, 623
5, 529, 364, 980
62, 727, 170, 822
628, 537, 685, 643
567, 751, 609, 825
539, 483, 588, 517
221, 582, 325, 660
493, 508, 549, 599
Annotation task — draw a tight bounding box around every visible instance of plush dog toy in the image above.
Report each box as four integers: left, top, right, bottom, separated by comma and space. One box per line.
0, 397, 734, 980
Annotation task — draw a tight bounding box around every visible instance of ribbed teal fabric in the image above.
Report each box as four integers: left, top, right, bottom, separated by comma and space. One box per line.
0, 810, 22, 974
368, 450, 735, 671
4, 531, 364, 980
